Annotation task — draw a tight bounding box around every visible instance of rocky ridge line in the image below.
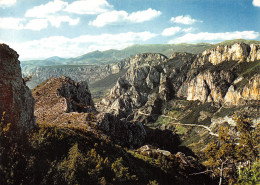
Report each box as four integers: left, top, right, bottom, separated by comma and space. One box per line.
199, 43, 260, 65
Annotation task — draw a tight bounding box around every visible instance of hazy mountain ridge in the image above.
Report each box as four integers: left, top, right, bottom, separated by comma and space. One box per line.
21, 39, 260, 67
21, 42, 214, 67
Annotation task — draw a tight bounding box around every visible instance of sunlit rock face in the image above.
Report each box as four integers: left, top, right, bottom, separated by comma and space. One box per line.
179, 43, 260, 106
179, 70, 235, 105
224, 74, 260, 105
0, 44, 36, 132
201, 43, 260, 65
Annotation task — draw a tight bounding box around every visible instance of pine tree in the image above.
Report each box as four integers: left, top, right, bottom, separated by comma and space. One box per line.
204, 115, 259, 185
234, 116, 259, 162
58, 143, 88, 185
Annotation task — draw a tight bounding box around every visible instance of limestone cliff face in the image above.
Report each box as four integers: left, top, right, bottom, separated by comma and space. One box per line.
248, 44, 260, 62
177, 70, 235, 105
178, 43, 260, 106
0, 44, 35, 132
224, 74, 260, 105
178, 67, 259, 106
200, 43, 260, 65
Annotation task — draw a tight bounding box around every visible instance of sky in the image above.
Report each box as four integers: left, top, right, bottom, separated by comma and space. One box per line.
0, 0, 260, 60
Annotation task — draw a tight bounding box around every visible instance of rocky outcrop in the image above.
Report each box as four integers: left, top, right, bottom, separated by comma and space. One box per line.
0, 44, 35, 132
175, 152, 203, 170
96, 113, 146, 147
136, 144, 171, 156
33, 76, 95, 123
200, 43, 260, 65
248, 44, 260, 61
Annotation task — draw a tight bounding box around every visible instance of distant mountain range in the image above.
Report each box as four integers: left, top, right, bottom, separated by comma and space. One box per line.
21, 39, 260, 67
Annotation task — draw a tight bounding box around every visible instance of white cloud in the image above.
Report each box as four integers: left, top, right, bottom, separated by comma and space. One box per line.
8, 32, 157, 60
25, 0, 68, 18
65, 0, 113, 14
169, 31, 259, 43
162, 26, 193, 36
0, 0, 16, 7
0, 17, 25, 29
0, 15, 79, 30
162, 27, 181, 36
24, 19, 49, 31
73, 32, 156, 44
89, 10, 128, 27
127, 8, 162, 23
170, 15, 201, 25
89, 8, 161, 27
0, 17, 48, 31
182, 27, 193, 32
48, 16, 80, 27
253, 0, 260, 7
24, 1, 80, 28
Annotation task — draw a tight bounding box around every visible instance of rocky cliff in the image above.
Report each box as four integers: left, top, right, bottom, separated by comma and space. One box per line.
178, 43, 260, 105
0, 44, 35, 132
97, 43, 260, 138
200, 43, 260, 65
96, 113, 146, 147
